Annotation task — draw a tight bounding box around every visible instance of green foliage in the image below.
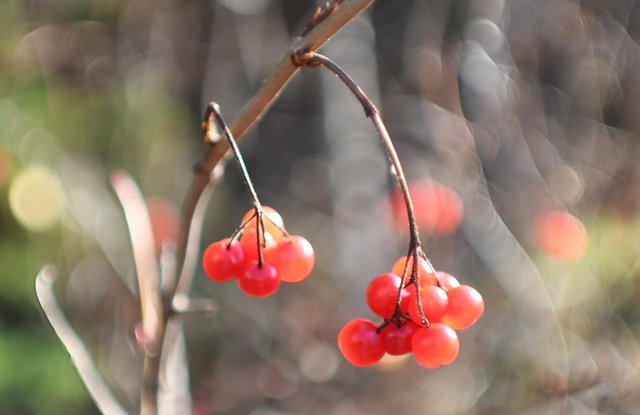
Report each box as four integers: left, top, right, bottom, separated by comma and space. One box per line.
0, 330, 93, 414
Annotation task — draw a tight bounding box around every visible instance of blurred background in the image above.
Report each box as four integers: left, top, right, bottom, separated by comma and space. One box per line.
2, 0, 640, 413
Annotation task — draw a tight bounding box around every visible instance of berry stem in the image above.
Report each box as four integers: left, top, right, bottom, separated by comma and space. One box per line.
228, 212, 256, 245
204, 102, 270, 268
296, 52, 421, 250
175, 0, 375, 290
412, 249, 430, 326
256, 209, 265, 267
203, 102, 263, 213
297, 51, 432, 325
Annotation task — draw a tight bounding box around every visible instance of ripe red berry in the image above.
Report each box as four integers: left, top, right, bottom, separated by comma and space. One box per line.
241, 206, 285, 241
442, 285, 484, 330
380, 321, 419, 356
407, 285, 448, 324
337, 318, 385, 367
366, 273, 409, 319
237, 260, 280, 297
391, 256, 437, 286
412, 323, 460, 369
266, 235, 315, 283
436, 271, 460, 290
239, 225, 276, 264
202, 238, 245, 283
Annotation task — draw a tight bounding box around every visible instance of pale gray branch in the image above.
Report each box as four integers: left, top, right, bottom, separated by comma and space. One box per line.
110, 171, 164, 355
35, 265, 128, 415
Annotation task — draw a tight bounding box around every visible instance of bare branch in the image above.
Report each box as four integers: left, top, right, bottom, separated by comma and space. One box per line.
110, 171, 164, 356
172, 295, 218, 315
35, 266, 128, 415
173, 166, 221, 300
174, 0, 375, 292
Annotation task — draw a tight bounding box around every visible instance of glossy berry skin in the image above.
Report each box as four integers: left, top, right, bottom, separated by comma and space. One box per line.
442, 285, 484, 330
412, 323, 460, 369
380, 321, 419, 356
366, 273, 409, 319
241, 206, 285, 241
391, 256, 437, 286
240, 225, 276, 264
266, 235, 315, 283
338, 318, 385, 367
202, 238, 245, 283
237, 260, 280, 297
407, 285, 448, 324
436, 271, 460, 290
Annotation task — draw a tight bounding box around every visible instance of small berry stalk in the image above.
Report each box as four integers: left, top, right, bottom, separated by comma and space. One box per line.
295, 51, 485, 369
201, 103, 315, 297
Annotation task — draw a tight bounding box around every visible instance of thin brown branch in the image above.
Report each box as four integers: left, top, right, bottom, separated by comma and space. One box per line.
35, 266, 128, 415
302, 52, 422, 250
298, 0, 346, 37
173, 0, 375, 292
300, 52, 438, 326
155, 3, 376, 413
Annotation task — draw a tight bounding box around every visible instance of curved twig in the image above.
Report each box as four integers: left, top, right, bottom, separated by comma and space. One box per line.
173, 0, 375, 291
298, 51, 437, 325
110, 171, 164, 415
173, 166, 222, 300
110, 171, 163, 356
35, 266, 128, 415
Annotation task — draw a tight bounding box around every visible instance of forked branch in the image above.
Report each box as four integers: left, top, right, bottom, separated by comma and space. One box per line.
174, 0, 375, 293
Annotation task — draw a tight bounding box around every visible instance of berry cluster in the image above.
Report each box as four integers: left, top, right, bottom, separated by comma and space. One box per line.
338, 255, 484, 369
202, 206, 315, 297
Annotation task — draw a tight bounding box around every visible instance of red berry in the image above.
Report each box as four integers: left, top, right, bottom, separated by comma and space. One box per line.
380, 321, 419, 356
266, 235, 315, 283
436, 271, 460, 290
241, 206, 285, 241
391, 256, 437, 286
366, 273, 409, 319
202, 238, 245, 283
146, 198, 179, 251
390, 180, 463, 235
412, 323, 460, 368
237, 260, 280, 297
442, 285, 484, 330
337, 318, 385, 367
407, 285, 448, 324
534, 209, 588, 262
240, 225, 276, 264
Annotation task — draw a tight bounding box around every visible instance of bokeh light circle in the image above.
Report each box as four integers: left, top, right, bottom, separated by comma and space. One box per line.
9, 165, 64, 231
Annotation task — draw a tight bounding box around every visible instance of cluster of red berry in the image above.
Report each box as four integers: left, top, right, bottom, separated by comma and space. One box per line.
338, 255, 484, 369
202, 206, 315, 297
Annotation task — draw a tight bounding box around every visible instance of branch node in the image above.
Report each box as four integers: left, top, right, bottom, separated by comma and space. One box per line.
290, 47, 320, 67
297, 0, 346, 38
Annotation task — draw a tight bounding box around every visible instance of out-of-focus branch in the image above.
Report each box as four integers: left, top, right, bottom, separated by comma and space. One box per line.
173, 166, 221, 299
110, 171, 163, 355
35, 266, 128, 415
110, 171, 164, 415
156, 2, 376, 413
